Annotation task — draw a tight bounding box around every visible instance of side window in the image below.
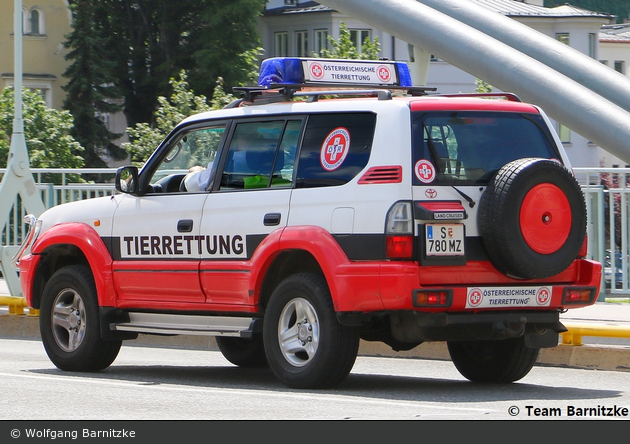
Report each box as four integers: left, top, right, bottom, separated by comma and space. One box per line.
219, 120, 301, 190
296, 113, 376, 188
149, 124, 226, 192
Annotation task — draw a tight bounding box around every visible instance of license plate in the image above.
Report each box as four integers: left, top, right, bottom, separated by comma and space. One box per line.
425, 224, 465, 256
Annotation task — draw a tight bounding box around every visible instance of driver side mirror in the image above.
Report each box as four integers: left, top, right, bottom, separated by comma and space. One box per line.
115, 166, 139, 194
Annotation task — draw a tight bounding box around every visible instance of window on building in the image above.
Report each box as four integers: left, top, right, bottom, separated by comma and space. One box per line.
314, 29, 328, 56
350, 29, 371, 54
558, 124, 571, 144
31, 10, 40, 34
284, 0, 297, 5
556, 33, 570, 46
295, 31, 308, 57
600, 60, 609, 66
29, 88, 47, 104
615, 61, 625, 74
23, 7, 45, 35
3, 76, 53, 108
589, 33, 597, 58
274, 32, 288, 57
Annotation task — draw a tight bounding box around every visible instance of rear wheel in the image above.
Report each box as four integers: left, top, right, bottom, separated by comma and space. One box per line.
447, 337, 539, 383
263, 273, 360, 389
39, 265, 121, 372
216, 334, 268, 368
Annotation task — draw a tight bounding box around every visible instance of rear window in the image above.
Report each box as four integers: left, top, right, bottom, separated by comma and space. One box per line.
412, 111, 560, 185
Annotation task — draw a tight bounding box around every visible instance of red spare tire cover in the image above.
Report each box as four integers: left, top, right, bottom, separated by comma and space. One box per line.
478, 158, 586, 279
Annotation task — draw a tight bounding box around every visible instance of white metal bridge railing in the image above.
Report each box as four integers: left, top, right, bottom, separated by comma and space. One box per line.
0, 168, 118, 248
1, 167, 630, 301
574, 167, 630, 300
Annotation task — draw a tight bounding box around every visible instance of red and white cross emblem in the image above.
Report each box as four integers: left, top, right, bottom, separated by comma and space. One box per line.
414, 159, 436, 183
320, 128, 350, 171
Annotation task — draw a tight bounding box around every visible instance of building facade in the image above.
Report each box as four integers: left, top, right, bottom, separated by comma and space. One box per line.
0, 0, 71, 110
599, 23, 630, 167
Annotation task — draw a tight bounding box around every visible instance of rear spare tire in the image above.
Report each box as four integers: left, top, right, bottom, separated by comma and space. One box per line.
478, 158, 586, 279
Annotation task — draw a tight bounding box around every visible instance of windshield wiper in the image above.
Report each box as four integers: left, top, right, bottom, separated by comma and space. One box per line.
452, 186, 476, 208
424, 124, 445, 174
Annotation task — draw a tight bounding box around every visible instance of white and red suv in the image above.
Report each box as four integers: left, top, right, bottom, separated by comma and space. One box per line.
13, 58, 602, 388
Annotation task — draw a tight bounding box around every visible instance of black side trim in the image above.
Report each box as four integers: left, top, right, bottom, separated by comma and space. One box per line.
102, 236, 119, 259
333, 234, 385, 261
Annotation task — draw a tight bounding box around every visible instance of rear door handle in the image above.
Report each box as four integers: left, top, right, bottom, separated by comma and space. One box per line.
263, 213, 281, 226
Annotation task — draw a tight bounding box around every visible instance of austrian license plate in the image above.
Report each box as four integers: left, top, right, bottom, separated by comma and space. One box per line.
425, 224, 465, 256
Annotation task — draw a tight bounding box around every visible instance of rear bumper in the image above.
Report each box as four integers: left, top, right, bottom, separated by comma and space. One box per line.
332, 258, 602, 313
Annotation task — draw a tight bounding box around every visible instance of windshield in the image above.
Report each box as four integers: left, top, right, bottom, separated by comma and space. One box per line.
412, 111, 560, 185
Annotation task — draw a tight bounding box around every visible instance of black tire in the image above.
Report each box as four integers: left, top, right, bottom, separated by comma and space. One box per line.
447, 338, 539, 383
478, 158, 586, 279
263, 273, 360, 389
216, 334, 268, 368
39, 265, 122, 372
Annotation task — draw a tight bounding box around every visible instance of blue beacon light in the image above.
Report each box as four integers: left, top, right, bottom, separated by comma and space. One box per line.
258, 57, 413, 88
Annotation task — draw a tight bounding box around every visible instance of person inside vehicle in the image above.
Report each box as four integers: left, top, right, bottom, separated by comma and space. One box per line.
183, 161, 214, 191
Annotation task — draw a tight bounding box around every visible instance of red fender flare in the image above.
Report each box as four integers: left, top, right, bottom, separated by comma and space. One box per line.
29, 223, 117, 307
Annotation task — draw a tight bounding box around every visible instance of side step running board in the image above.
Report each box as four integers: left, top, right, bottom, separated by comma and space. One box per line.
112, 312, 259, 337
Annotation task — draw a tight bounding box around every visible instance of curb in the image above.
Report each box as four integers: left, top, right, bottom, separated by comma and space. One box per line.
2, 314, 629, 373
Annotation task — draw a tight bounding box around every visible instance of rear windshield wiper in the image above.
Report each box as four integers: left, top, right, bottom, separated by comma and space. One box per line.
424, 124, 445, 174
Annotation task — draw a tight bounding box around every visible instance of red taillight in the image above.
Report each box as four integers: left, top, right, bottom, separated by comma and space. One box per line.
413, 289, 453, 307
562, 287, 596, 304
386, 235, 413, 259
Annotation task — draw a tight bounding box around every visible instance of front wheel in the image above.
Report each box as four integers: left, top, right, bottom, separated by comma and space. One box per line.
39, 265, 121, 372
263, 273, 360, 389
447, 337, 539, 383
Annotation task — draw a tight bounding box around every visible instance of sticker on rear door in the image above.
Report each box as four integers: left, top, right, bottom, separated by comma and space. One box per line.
415, 159, 436, 183
321, 127, 350, 171
466, 286, 553, 308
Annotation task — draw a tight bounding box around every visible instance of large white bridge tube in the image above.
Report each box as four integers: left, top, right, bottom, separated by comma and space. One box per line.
417, 0, 630, 114
320, 0, 630, 164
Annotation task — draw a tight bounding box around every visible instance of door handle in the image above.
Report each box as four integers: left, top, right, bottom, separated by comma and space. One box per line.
177, 219, 194, 232
263, 213, 281, 226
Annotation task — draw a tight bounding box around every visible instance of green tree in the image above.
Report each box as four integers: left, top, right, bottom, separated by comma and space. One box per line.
123, 71, 236, 166
186, 1, 266, 99
61, 0, 265, 166
62, 0, 125, 168
81, 0, 265, 128
0, 87, 84, 181
475, 79, 494, 93
544, 0, 628, 23
318, 22, 381, 60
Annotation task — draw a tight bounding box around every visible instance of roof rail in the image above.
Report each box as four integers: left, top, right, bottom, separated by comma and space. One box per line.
231, 83, 439, 106
438, 92, 522, 102
295, 89, 392, 101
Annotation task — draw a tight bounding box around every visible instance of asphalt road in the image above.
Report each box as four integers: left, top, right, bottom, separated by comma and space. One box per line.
0, 338, 629, 422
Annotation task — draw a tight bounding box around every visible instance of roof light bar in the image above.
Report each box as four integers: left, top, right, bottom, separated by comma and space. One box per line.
258, 57, 413, 88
